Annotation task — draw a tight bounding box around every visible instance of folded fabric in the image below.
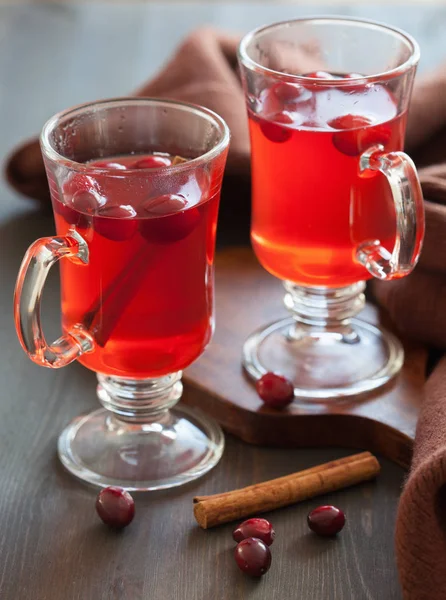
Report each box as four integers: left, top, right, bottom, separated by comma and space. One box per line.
5, 27, 446, 599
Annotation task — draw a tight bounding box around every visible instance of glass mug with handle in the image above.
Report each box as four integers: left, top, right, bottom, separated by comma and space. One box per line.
238, 17, 424, 400
14, 98, 230, 490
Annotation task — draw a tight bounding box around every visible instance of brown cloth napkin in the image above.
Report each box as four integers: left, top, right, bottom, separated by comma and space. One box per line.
5, 28, 446, 599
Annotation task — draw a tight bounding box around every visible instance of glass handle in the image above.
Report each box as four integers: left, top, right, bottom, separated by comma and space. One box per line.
14, 229, 94, 368
356, 145, 425, 280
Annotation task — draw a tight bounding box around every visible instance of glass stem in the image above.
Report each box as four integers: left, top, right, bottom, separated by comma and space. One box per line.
283, 281, 366, 344
97, 372, 183, 424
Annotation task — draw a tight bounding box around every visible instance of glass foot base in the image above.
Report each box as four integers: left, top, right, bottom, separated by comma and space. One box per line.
243, 316, 404, 401
58, 405, 225, 491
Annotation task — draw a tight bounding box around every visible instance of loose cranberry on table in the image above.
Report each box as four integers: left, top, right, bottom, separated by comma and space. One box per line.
95, 486, 135, 529
234, 537, 272, 577
256, 372, 294, 408
233, 518, 275, 546
307, 505, 346, 536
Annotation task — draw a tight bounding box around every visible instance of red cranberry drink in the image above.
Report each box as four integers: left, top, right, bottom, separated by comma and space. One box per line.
249, 73, 403, 287
52, 153, 219, 378
15, 98, 229, 491
238, 18, 424, 399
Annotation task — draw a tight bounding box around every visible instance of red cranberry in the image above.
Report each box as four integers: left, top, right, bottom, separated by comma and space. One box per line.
233, 518, 275, 546
329, 114, 373, 132
329, 114, 391, 156
70, 189, 106, 213
234, 538, 271, 577
271, 82, 306, 103
93, 204, 138, 241
131, 155, 172, 169
53, 198, 90, 228
256, 372, 294, 408
142, 194, 188, 215
63, 173, 106, 219
63, 173, 102, 200
92, 161, 127, 170
260, 112, 294, 143
307, 505, 346, 536
96, 486, 135, 529
140, 195, 200, 244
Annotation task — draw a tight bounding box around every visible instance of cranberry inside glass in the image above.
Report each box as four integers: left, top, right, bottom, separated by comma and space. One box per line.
234, 537, 272, 577
239, 18, 423, 401
14, 98, 229, 491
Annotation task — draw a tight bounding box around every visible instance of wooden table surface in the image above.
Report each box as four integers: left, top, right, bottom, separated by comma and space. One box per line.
0, 4, 443, 599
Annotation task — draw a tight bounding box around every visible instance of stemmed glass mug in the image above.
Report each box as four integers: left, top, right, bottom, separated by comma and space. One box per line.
14, 98, 229, 490
238, 17, 424, 400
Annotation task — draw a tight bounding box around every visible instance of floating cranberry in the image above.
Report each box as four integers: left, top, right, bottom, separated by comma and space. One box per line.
260, 112, 294, 143
362, 124, 392, 150
233, 518, 275, 546
234, 538, 272, 577
143, 194, 188, 215
131, 155, 172, 169
63, 173, 102, 199
70, 189, 106, 213
307, 505, 346, 536
256, 372, 294, 408
329, 114, 373, 131
140, 194, 200, 244
62, 173, 106, 221
271, 81, 306, 103
329, 114, 391, 156
93, 204, 138, 241
92, 161, 127, 170
95, 486, 135, 529
53, 198, 90, 228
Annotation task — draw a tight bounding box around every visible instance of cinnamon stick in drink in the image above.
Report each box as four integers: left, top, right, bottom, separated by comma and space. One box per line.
193, 451, 380, 529
84, 245, 150, 347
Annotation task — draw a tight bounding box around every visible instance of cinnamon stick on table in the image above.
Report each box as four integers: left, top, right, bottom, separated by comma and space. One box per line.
194, 451, 380, 529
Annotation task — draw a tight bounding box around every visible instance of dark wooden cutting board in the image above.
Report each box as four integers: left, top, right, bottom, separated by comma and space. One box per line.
182, 247, 425, 468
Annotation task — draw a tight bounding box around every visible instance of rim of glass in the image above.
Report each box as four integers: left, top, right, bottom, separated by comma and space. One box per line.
40, 97, 231, 174
238, 16, 420, 84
